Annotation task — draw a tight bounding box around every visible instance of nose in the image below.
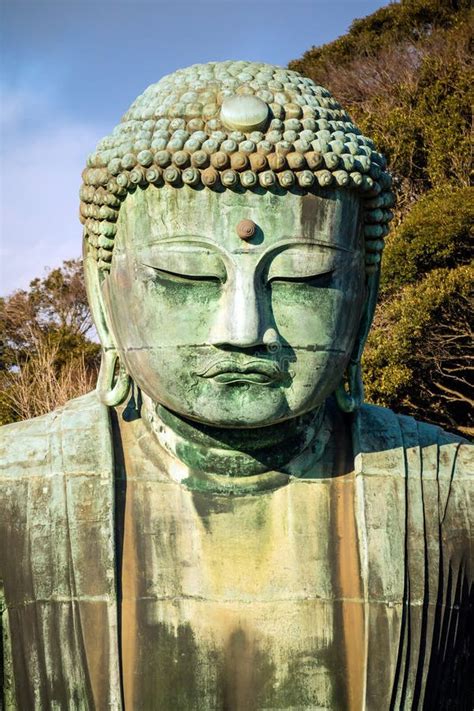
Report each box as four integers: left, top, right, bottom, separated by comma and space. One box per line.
209, 268, 262, 348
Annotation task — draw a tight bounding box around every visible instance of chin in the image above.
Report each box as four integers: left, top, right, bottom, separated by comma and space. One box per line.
152, 382, 325, 429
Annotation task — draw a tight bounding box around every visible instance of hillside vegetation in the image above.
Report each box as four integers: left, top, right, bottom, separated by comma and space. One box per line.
290, 0, 473, 435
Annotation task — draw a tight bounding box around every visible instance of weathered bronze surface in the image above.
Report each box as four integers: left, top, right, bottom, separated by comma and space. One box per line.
1, 61, 472, 710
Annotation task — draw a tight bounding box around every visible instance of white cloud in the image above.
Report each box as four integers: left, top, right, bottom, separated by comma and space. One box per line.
0, 89, 106, 294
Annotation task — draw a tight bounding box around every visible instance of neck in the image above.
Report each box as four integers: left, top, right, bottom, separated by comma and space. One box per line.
140, 395, 328, 494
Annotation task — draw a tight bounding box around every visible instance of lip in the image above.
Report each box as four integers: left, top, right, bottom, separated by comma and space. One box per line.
212, 371, 274, 384
195, 359, 282, 384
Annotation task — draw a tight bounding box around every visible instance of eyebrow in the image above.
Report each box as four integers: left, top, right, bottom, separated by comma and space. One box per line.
142, 235, 354, 254
235, 238, 354, 255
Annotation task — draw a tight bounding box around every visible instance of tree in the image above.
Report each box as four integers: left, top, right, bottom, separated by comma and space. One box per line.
364, 264, 473, 436
289, 0, 472, 209
0, 259, 100, 424
379, 186, 473, 293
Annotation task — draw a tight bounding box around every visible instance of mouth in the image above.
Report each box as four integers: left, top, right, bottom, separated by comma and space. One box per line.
195, 359, 283, 385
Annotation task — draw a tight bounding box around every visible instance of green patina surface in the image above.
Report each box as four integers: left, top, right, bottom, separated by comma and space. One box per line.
0, 60, 472, 710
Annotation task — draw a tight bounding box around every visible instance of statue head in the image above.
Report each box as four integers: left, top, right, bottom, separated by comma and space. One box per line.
81, 61, 394, 428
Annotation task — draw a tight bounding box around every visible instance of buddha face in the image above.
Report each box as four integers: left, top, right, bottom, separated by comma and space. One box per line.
102, 185, 366, 427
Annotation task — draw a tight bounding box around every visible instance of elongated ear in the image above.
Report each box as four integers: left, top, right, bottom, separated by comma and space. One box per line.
83, 238, 130, 406
335, 268, 380, 412
83, 237, 115, 349
353, 267, 380, 364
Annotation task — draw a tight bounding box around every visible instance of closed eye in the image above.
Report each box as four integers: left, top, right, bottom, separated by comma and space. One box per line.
146, 265, 223, 284
268, 269, 335, 287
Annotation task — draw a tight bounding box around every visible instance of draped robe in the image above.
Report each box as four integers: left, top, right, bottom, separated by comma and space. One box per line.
1, 392, 472, 710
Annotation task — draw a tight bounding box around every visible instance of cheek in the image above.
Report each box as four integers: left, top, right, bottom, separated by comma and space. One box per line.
119, 346, 196, 410
271, 276, 365, 349
107, 257, 222, 348
284, 349, 348, 411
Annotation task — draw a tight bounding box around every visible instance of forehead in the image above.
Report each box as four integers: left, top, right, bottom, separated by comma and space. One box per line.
115, 185, 362, 251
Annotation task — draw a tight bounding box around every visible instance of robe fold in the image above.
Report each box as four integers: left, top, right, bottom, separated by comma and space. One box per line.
0, 392, 472, 710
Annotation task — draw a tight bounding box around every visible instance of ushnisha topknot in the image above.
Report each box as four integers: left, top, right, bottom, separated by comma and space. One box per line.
80, 61, 395, 273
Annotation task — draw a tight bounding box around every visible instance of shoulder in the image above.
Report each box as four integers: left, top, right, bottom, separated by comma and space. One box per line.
356, 402, 469, 448
354, 405, 472, 544
354, 403, 471, 476
0, 391, 112, 481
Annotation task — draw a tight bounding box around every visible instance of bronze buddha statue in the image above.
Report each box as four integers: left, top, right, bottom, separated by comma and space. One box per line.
1, 61, 472, 710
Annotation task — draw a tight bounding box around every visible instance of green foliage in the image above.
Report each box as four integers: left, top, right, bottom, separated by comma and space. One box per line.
381, 186, 474, 293
364, 264, 473, 434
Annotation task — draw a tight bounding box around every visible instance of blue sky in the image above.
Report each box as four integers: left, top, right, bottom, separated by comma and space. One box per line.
1, 0, 387, 294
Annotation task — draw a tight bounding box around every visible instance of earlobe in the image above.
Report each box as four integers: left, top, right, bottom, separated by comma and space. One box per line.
335, 361, 364, 413
335, 268, 380, 413
97, 348, 131, 407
